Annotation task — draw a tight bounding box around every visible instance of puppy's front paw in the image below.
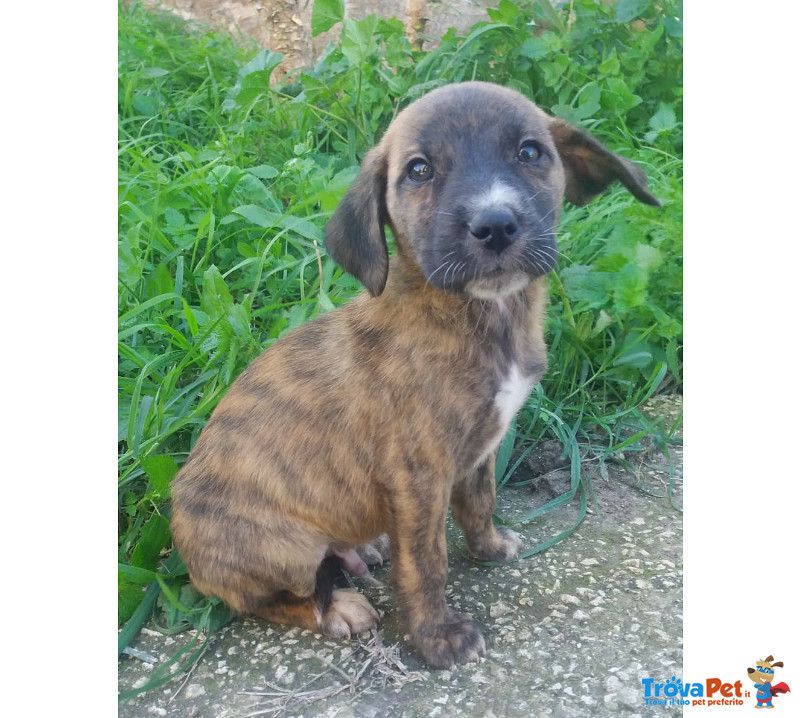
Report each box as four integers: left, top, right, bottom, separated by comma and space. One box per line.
415, 610, 486, 668
320, 589, 379, 638
493, 526, 522, 560
469, 525, 522, 562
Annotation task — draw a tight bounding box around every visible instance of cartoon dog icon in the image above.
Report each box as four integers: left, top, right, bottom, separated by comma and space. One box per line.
747, 656, 791, 709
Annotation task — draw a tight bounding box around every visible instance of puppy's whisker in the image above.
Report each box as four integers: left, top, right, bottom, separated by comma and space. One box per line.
435, 260, 452, 288
418, 247, 458, 257
452, 261, 465, 286
540, 206, 558, 223
444, 260, 459, 288
426, 259, 452, 286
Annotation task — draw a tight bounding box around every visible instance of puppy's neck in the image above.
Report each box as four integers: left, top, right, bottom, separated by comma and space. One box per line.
381, 257, 545, 344
352, 257, 547, 380
385, 255, 534, 311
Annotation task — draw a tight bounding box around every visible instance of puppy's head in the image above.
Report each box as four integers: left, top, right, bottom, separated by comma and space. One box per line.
325, 82, 660, 299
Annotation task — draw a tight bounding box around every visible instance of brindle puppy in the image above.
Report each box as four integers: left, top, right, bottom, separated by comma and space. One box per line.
171, 82, 659, 668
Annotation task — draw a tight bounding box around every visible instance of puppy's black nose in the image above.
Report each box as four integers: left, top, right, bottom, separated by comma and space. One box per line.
468, 209, 519, 253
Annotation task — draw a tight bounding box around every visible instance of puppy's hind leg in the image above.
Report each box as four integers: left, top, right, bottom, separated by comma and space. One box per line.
253, 557, 379, 637
355, 533, 391, 567
330, 535, 391, 578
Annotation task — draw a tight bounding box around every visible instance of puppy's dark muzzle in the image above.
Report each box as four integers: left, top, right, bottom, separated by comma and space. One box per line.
468, 208, 520, 254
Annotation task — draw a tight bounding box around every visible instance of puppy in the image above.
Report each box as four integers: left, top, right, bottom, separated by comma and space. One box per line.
170, 81, 659, 668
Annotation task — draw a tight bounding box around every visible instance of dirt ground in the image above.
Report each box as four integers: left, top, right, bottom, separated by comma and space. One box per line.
119, 396, 683, 717
139, 0, 502, 79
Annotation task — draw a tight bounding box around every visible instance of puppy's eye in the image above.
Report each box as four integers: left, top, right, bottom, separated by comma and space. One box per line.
517, 141, 542, 163
407, 159, 433, 183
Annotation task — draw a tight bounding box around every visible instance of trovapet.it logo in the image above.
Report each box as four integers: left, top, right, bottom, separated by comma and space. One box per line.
642, 654, 791, 709
641, 676, 747, 708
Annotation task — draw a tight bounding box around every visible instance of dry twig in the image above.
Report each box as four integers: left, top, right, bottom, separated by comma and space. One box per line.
240, 629, 424, 716
168, 638, 213, 704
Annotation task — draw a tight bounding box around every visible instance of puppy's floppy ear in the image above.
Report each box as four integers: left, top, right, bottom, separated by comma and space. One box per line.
548, 117, 661, 208
324, 147, 389, 297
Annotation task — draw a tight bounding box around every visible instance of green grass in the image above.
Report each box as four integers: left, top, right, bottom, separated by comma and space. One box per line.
118, 0, 682, 691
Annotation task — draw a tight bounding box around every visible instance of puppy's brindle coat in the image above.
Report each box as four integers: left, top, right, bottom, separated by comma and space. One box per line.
171, 82, 659, 668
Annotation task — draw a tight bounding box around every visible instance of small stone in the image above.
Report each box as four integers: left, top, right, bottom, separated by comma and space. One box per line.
490, 601, 514, 618
606, 676, 621, 690
471, 671, 490, 684
184, 684, 206, 699
618, 686, 641, 708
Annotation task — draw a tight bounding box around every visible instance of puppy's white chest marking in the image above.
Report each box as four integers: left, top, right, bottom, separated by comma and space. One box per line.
494, 363, 532, 430
474, 363, 534, 469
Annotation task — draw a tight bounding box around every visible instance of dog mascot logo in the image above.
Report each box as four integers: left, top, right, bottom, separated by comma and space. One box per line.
747, 656, 791, 709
